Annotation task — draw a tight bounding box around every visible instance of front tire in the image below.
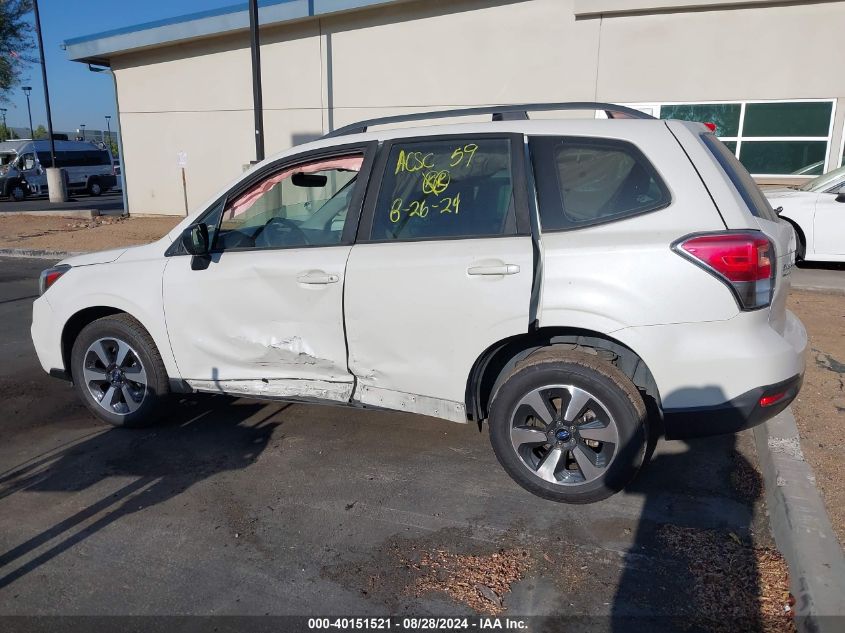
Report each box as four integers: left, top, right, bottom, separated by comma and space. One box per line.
9, 181, 27, 202
489, 349, 647, 503
70, 314, 170, 428
87, 179, 103, 196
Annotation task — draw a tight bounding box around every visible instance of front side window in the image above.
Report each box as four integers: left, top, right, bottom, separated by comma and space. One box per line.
370, 138, 515, 241
214, 154, 363, 250
531, 137, 669, 230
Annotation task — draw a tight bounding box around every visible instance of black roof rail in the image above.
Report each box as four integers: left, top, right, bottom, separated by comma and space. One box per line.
322, 102, 653, 138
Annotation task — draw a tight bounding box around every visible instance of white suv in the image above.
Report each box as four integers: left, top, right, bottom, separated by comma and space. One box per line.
31, 103, 807, 503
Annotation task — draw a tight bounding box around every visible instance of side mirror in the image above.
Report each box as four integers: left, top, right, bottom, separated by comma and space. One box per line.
182, 223, 209, 255
836, 186, 845, 203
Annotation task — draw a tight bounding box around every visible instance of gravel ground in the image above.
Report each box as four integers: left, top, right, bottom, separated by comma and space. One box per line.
0, 214, 181, 253
787, 290, 845, 548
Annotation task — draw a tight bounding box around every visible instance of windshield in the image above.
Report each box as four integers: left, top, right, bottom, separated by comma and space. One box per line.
800, 164, 845, 192
0, 153, 17, 174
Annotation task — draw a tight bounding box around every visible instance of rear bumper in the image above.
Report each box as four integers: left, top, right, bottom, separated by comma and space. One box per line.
663, 373, 802, 439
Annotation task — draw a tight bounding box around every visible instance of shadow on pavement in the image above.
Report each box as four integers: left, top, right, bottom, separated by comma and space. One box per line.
0, 394, 284, 590
609, 388, 785, 633
797, 260, 845, 271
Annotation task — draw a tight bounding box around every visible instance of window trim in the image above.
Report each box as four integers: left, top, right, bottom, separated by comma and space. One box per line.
356, 132, 531, 244
839, 118, 845, 169
166, 140, 378, 256
529, 135, 672, 234
608, 98, 837, 178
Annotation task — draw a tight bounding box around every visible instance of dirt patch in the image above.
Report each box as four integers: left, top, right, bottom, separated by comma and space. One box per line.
321, 525, 601, 617
787, 290, 845, 547
732, 449, 764, 502
0, 214, 181, 253
403, 547, 531, 615
659, 525, 794, 633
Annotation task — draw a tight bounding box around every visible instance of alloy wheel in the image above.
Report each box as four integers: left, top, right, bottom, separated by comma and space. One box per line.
509, 384, 619, 486
83, 337, 148, 415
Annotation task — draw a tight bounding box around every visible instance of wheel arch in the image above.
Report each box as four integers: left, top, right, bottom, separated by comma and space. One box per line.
780, 216, 806, 258
60, 306, 126, 374
465, 327, 662, 428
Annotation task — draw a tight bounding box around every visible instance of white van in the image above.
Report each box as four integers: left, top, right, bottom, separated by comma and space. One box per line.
0, 139, 117, 201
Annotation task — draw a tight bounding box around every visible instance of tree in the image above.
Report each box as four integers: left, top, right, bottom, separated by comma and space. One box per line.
0, 123, 18, 140
0, 1, 34, 96
33, 123, 46, 138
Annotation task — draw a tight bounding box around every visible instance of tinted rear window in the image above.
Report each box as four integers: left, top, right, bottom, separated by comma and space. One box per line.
530, 136, 670, 231
700, 133, 778, 222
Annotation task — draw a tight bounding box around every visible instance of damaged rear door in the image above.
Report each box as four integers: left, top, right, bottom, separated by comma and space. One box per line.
162, 142, 376, 402
344, 134, 534, 421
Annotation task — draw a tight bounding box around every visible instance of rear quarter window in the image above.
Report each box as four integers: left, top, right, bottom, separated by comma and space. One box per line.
700, 133, 779, 222
530, 136, 670, 231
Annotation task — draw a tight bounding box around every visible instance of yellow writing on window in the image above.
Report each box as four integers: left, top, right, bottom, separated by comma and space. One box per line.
395, 150, 435, 175
422, 170, 451, 196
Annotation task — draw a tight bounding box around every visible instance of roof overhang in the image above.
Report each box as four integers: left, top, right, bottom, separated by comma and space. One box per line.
573, 0, 821, 18
64, 0, 414, 66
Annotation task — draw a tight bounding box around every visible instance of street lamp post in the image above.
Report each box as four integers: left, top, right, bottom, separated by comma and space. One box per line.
32, 0, 65, 201
0, 108, 7, 141
248, 0, 265, 163
79, 124, 85, 141
22, 86, 34, 139
105, 115, 111, 148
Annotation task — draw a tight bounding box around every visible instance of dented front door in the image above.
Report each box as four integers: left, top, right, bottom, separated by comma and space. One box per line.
162, 246, 354, 401
161, 146, 374, 402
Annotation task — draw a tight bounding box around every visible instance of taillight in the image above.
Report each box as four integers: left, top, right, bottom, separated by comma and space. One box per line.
759, 391, 787, 407
39, 265, 71, 295
673, 232, 775, 310
703, 122, 717, 132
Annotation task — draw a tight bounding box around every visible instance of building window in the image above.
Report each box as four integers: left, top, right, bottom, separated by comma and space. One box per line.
840, 121, 845, 168
616, 100, 836, 177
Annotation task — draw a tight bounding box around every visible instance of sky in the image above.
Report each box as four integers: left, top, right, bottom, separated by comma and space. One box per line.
6, 0, 242, 136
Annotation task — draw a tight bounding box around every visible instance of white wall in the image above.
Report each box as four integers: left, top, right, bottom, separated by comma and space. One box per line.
110, 0, 845, 215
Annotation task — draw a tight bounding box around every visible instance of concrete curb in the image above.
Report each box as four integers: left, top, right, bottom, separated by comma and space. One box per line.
0, 209, 102, 219
790, 284, 845, 296
0, 248, 82, 260
753, 408, 845, 632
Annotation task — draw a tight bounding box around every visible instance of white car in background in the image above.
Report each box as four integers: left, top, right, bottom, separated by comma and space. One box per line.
766, 165, 845, 263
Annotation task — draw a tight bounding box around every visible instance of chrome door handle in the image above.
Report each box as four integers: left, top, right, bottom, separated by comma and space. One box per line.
467, 264, 520, 276
297, 271, 339, 284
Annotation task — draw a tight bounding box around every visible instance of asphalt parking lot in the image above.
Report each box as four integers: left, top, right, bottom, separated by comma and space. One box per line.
0, 257, 781, 630
0, 191, 124, 216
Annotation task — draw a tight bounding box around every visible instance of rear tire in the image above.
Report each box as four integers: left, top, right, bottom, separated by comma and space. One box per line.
70, 314, 170, 428
87, 179, 103, 196
488, 349, 647, 503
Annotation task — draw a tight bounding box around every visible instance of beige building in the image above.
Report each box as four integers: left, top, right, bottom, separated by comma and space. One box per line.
65, 0, 845, 216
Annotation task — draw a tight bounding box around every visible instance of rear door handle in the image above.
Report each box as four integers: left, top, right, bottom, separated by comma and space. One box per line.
297, 271, 339, 285
467, 264, 520, 276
